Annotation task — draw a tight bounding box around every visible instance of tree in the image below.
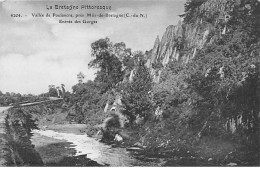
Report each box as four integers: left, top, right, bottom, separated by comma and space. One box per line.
61, 84, 66, 93
48, 85, 58, 97
56, 87, 62, 98
89, 38, 125, 93
140, 0, 260, 154
5, 92, 11, 97
179, 0, 208, 23
60, 84, 66, 97
121, 62, 153, 124
77, 72, 85, 84
182, 1, 260, 143
70, 80, 103, 123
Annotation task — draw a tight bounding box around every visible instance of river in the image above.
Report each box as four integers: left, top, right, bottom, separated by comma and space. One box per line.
31, 126, 163, 166
1, 105, 163, 166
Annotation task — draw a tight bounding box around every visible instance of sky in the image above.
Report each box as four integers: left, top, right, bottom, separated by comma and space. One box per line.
0, 0, 185, 95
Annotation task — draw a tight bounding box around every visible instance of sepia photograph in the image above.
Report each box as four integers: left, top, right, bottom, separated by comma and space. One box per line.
0, 0, 259, 167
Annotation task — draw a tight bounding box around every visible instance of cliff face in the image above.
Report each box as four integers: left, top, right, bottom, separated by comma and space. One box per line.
147, 20, 205, 66
145, 0, 249, 83
146, 20, 208, 82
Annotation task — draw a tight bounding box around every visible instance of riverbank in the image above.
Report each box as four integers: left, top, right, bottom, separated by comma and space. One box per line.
31, 123, 165, 166
31, 119, 104, 166
22, 104, 259, 166
31, 132, 102, 166
0, 106, 43, 166
0, 107, 11, 166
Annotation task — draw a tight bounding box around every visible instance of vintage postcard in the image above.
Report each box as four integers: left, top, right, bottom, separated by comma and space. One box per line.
0, 0, 259, 167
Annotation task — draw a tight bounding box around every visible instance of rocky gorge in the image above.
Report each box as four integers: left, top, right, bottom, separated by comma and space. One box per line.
0, 0, 259, 167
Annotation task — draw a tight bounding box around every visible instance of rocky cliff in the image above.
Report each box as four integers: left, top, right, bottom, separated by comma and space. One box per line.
145, 0, 254, 83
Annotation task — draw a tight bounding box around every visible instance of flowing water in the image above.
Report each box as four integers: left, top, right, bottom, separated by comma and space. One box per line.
32, 129, 162, 166
1, 106, 161, 166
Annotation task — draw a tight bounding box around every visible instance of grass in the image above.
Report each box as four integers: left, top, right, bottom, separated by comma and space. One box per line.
31, 131, 102, 166
31, 132, 76, 165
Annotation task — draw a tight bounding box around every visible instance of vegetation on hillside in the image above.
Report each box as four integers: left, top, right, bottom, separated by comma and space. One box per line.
4, 107, 43, 166
64, 0, 259, 165
2, 0, 258, 166
0, 91, 46, 106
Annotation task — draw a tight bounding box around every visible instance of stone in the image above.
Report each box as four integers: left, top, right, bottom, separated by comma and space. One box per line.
114, 134, 123, 142
227, 163, 237, 166
133, 142, 143, 147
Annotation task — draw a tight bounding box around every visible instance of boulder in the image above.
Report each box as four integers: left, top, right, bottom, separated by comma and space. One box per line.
114, 134, 123, 142
226, 163, 237, 166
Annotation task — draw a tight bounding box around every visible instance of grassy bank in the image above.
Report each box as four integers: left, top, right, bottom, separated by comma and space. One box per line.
31, 132, 102, 166
31, 133, 75, 165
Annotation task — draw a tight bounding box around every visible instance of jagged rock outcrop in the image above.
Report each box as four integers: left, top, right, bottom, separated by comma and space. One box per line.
145, 20, 202, 83
145, 0, 249, 83
147, 20, 210, 68
146, 36, 160, 68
